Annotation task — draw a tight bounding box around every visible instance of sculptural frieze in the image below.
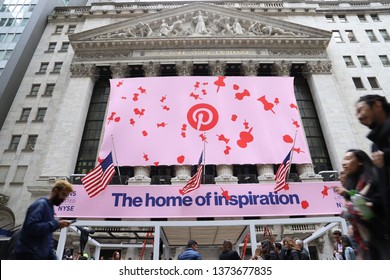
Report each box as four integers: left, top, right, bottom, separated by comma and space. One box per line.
90, 11, 302, 40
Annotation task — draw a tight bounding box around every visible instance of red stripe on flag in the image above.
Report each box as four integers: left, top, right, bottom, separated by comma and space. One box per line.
179, 165, 203, 195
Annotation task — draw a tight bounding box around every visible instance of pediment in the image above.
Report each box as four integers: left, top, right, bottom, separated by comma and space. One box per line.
70, 2, 331, 49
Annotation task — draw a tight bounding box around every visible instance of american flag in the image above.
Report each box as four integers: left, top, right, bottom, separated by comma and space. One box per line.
179, 152, 203, 195
274, 150, 292, 192
82, 152, 116, 198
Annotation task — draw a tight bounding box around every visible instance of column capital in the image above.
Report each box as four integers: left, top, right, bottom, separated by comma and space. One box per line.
110, 62, 129, 78
297, 163, 323, 182
271, 60, 292, 76
70, 63, 99, 81
241, 60, 259, 76
209, 60, 226, 76
303, 60, 332, 77
143, 61, 160, 77
175, 61, 194, 76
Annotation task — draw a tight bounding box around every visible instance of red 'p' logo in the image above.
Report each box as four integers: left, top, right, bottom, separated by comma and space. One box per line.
187, 103, 219, 131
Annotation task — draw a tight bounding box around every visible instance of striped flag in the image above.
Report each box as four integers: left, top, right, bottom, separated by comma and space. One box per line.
179, 152, 203, 195
274, 150, 292, 192
82, 152, 116, 198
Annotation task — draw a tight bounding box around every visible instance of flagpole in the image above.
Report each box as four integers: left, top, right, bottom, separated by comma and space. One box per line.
286, 130, 298, 180
111, 134, 123, 184
202, 132, 206, 184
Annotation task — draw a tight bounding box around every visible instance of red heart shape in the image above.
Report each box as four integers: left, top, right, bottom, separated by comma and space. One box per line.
177, 155, 185, 164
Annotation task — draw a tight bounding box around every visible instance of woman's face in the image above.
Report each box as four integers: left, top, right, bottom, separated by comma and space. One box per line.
342, 151, 360, 176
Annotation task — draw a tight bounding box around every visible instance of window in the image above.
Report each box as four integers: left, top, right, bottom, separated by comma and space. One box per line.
358, 14, 367, 22
0, 33, 5, 42
366, 30, 378, 42
55, 25, 64, 33
47, 42, 56, 52
346, 30, 357, 42
379, 55, 390, 66
19, 108, 31, 122
338, 15, 347, 22
371, 14, 380, 22
13, 166, 27, 183
352, 77, 365, 89
28, 5, 36, 12
325, 15, 334, 23
3, 50, 12, 60
5, 18, 14, 26
67, 25, 76, 34
29, 84, 40, 96
368, 77, 380, 89
37, 62, 49, 74
343, 56, 354, 67
25, 135, 37, 151
0, 166, 10, 183
60, 42, 70, 51
52, 62, 62, 73
379, 29, 390, 41
0, 50, 5, 60
4, 33, 14, 43
0, 18, 7, 26
12, 33, 21, 43
8, 135, 21, 151
357, 56, 369, 67
44, 83, 55, 96
332, 31, 343, 43
35, 108, 47, 121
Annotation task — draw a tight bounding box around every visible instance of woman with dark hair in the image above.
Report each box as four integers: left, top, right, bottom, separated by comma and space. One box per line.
260, 239, 279, 260
341, 235, 356, 260
219, 240, 241, 260
334, 149, 385, 259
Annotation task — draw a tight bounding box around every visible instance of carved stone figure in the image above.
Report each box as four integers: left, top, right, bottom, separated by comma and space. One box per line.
158, 19, 170, 37
168, 19, 185, 36
247, 22, 262, 35
232, 18, 245, 35
214, 17, 233, 35
260, 25, 296, 36
192, 11, 208, 34
138, 22, 153, 37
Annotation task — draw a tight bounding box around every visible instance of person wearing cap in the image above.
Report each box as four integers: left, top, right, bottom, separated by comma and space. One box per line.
178, 240, 202, 260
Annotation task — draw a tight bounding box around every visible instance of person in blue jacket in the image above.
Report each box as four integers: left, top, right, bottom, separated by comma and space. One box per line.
178, 240, 202, 260
11, 180, 74, 260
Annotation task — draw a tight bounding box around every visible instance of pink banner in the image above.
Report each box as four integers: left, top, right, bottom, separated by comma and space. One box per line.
98, 76, 311, 166
56, 182, 345, 219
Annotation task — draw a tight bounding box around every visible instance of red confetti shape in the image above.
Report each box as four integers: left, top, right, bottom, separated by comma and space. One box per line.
154, 162, 159, 166
301, 200, 309, 209
116, 80, 124, 87
231, 114, 238, 121
290, 103, 298, 110
283, 135, 293, 143
257, 95, 275, 114
129, 118, 135, 126
142, 130, 148, 137
321, 185, 330, 198
143, 153, 149, 161
224, 146, 231, 155
214, 76, 226, 93
134, 108, 145, 118
221, 187, 231, 201
160, 95, 167, 102
138, 86, 146, 94
190, 92, 203, 100
177, 155, 185, 164
274, 97, 279, 105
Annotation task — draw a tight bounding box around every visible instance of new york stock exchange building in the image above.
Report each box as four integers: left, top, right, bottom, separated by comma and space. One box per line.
0, 0, 389, 260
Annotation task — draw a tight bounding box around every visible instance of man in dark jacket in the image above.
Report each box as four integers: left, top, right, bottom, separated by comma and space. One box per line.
356, 94, 390, 259
178, 240, 202, 260
11, 180, 74, 260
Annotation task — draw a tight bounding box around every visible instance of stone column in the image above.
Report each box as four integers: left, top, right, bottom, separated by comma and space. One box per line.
271, 60, 292, 76
209, 60, 226, 76
257, 164, 274, 182
302, 60, 356, 171
110, 62, 129, 78
37, 63, 98, 183
128, 166, 151, 185
143, 61, 160, 77
297, 163, 322, 182
175, 61, 194, 76
171, 165, 192, 185
215, 164, 238, 184
241, 60, 259, 76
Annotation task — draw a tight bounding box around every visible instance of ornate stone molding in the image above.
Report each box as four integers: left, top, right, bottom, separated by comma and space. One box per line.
302, 60, 332, 77
171, 165, 191, 185
110, 63, 129, 78
143, 61, 161, 77
70, 63, 99, 81
215, 164, 238, 184
209, 60, 226, 76
176, 61, 194, 76
128, 166, 151, 185
241, 60, 259, 76
269, 49, 326, 57
271, 60, 292, 76
74, 51, 133, 61
256, 164, 275, 182
297, 163, 323, 182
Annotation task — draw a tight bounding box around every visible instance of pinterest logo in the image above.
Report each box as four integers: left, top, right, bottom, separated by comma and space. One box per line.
187, 103, 219, 131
